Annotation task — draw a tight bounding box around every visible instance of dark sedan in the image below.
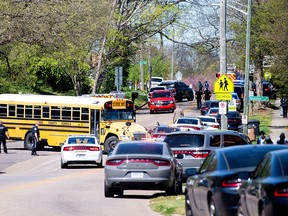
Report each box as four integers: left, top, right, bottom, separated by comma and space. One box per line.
238, 149, 288, 216
216, 110, 242, 131
185, 145, 288, 216
104, 141, 183, 197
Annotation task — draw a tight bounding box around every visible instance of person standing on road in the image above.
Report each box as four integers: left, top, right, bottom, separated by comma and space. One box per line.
203, 88, 212, 101
204, 81, 209, 90
195, 89, 203, 109
0, 120, 9, 154
31, 121, 40, 156
198, 81, 203, 93
173, 106, 184, 123
277, 132, 288, 145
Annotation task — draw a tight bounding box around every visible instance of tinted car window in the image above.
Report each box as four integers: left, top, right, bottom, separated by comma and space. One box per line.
116, 143, 163, 155
151, 78, 163, 83
223, 135, 247, 146
210, 135, 221, 147
68, 137, 95, 144
279, 155, 288, 176
199, 117, 215, 123
164, 134, 205, 147
198, 153, 215, 174
210, 102, 219, 108
152, 92, 172, 98
177, 118, 198, 124
155, 126, 180, 133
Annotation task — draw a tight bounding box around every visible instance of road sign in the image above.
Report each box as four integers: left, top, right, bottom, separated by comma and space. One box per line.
213, 74, 234, 93
215, 93, 232, 100
219, 101, 227, 114
249, 96, 269, 101
139, 60, 147, 65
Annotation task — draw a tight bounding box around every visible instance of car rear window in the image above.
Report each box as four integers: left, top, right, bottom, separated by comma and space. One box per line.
177, 118, 198, 125
279, 155, 288, 176
115, 143, 163, 155
210, 102, 219, 108
164, 134, 205, 148
68, 137, 95, 144
199, 117, 215, 123
156, 127, 180, 133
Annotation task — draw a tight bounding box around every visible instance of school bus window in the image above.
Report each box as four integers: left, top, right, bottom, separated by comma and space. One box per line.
81, 108, 89, 121
34, 105, 41, 118
0, 104, 7, 117
62, 107, 71, 120
72, 107, 80, 120
8, 105, 16, 117
51, 106, 60, 119
25, 105, 32, 118
42, 106, 50, 118
17, 105, 24, 117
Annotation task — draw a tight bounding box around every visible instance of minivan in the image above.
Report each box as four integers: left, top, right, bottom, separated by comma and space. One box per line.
162, 130, 250, 181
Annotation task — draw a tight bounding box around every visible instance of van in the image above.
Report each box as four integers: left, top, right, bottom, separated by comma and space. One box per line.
149, 77, 163, 88
162, 130, 250, 181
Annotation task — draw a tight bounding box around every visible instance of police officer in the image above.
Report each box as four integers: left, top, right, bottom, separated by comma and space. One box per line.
0, 120, 9, 154
31, 121, 40, 156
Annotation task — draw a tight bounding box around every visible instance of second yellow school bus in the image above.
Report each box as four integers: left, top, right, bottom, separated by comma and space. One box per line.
0, 94, 147, 153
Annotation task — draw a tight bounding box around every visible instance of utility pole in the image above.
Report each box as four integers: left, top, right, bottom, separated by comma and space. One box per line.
242, 0, 252, 135
171, 27, 175, 80
220, 0, 228, 130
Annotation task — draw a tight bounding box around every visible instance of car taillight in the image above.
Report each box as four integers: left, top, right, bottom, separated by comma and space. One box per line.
179, 125, 201, 131
274, 188, 288, 197
241, 93, 244, 98
63, 146, 100, 151
173, 150, 210, 158
106, 158, 171, 166
212, 125, 219, 128
222, 179, 242, 187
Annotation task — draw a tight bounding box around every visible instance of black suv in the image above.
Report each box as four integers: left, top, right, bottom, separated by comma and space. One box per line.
159, 80, 194, 102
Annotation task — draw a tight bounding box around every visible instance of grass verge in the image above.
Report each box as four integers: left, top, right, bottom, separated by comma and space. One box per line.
150, 195, 185, 216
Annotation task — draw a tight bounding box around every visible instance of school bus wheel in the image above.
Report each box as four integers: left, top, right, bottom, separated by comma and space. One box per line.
24, 132, 33, 150
104, 136, 119, 153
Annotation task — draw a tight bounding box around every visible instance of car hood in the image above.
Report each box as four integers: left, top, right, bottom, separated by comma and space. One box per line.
150, 97, 174, 101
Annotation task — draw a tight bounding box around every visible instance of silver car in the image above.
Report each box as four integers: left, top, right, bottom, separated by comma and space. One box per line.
104, 141, 183, 197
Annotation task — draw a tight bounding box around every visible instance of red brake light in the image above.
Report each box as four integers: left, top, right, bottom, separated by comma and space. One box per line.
173, 150, 210, 158
106, 159, 124, 166
222, 179, 242, 187
106, 158, 171, 166
274, 188, 288, 197
212, 125, 219, 128
63, 146, 99, 151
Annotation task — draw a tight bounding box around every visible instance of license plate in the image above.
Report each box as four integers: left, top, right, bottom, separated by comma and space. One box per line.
76, 154, 86, 157
131, 172, 144, 178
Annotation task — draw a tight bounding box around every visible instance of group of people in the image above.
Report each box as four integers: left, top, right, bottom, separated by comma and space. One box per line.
0, 121, 40, 156
195, 81, 212, 109
257, 130, 288, 145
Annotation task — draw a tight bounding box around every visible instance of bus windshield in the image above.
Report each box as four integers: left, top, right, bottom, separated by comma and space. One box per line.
102, 110, 134, 121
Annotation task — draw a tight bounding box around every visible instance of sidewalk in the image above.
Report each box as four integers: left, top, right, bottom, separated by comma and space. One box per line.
269, 99, 288, 143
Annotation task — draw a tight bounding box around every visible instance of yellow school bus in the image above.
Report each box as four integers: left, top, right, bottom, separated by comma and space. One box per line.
0, 94, 147, 153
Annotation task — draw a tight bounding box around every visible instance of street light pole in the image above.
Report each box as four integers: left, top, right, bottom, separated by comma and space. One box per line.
220, 0, 228, 130
242, 0, 252, 135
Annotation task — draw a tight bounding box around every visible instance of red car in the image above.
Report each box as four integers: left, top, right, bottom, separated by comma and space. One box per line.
150, 90, 176, 114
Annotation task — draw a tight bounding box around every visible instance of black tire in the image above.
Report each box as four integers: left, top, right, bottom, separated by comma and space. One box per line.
24, 132, 33, 150
209, 196, 218, 216
176, 180, 182, 194
166, 179, 177, 195
185, 191, 194, 216
61, 159, 68, 169
104, 136, 119, 153
171, 109, 175, 113
104, 183, 114, 198
177, 94, 183, 102
188, 94, 194, 101
150, 110, 154, 114
115, 189, 124, 197
97, 159, 103, 168
260, 204, 265, 216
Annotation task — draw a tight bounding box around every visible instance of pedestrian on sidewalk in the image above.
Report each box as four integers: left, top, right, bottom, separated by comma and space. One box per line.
257, 131, 266, 145
264, 135, 274, 144
280, 97, 288, 118
195, 89, 202, 109
276, 132, 288, 145
0, 120, 9, 154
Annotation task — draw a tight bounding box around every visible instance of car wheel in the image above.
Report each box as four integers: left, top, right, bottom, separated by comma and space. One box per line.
260, 204, 266, 216
104, 183, 114, 198
104, 136, 119, 153
24, 132, 33, 150
61, 159, 68, 169
150, 110, 154, 114
97, 159, 103, 168
166, 179, 177, 195
185, 190, 194, 216
171, 109, 175, 113
188, 94, 194, 101
177, 94, 183, 102
209, 196, 218, 216
176, 180, 182, 194
115, 189, 124, 197
237, 201, 244, 216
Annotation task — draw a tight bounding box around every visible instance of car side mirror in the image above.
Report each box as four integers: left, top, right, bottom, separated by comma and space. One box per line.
186, 168, 198, 177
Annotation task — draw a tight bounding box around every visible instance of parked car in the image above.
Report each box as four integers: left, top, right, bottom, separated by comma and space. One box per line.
147, 86, 166, 106
163, 130, 250, 181
185, 145, 288, 216
200, 100, 212, 115
150, 125, 181, 139
173, 116, 205, 131
216, 110, 242, 131
150, 90, 176, 114
158, 80, 194, 102
251, 80, 276, 99
61, 135, 103, 168
206, 107, 219, 116
149, 76, 163, 88
196, 115, 220, 130
104, 141, 183, 197
238, 149, 288, 216
203, 100, 220, 115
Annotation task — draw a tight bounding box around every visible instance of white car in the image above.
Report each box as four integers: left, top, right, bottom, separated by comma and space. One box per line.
61, 135, 103, 168
196, 115, 220, 130
173, 117, 205, 131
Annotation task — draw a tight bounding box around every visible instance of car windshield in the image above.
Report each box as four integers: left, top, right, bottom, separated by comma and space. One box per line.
164, 134, 205, 148
115, 143, 163, 155
152, 92, 172, 98
102, 110, 134, 121
177, 118, 198, 125
68, 137, 95, 144
150, 87, 165, 92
